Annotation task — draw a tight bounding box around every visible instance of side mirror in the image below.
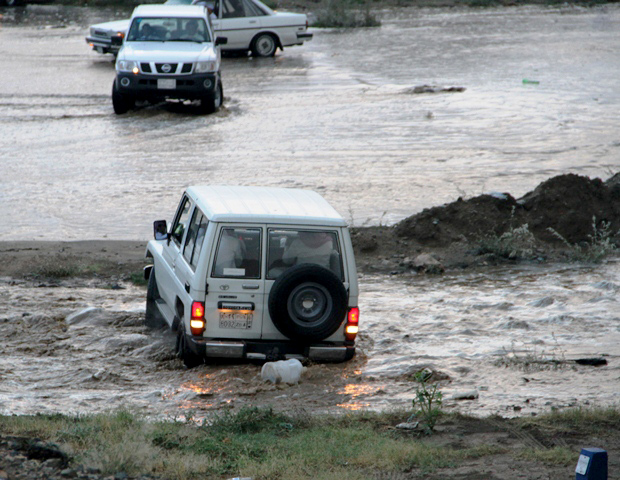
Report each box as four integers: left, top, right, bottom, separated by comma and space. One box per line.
111, 34, 124, 46
215, 36, 227, 46
153, 220, 168, 241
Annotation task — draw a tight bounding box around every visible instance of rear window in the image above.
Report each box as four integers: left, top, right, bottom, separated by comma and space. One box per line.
212, 227, 262, 279
267, 229, 343, 280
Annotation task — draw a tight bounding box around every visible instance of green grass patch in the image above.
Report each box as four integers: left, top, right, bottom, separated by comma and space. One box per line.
518, 446, 575, 466
3, 407, 618, 479
0, 408, 504, 479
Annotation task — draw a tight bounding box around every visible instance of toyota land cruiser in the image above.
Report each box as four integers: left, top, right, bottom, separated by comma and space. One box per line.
144, 186, 360, 367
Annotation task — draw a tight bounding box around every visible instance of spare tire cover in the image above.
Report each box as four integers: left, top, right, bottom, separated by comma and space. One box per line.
268, 264, 348, 342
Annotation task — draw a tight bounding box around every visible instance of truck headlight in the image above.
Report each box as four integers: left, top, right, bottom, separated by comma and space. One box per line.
195, 61, 217, 73
116, 60, 139, 72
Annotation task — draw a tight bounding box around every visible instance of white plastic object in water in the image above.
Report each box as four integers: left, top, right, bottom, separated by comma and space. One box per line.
261, 359, 305, 385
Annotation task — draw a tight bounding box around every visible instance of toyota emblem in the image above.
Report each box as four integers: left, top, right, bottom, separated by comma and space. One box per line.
162, 64, 172, 73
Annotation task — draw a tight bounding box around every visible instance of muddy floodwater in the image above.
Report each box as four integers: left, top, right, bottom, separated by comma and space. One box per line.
1, 261, 618, 418
0, 4, 619, 419
1, 4, 619, 239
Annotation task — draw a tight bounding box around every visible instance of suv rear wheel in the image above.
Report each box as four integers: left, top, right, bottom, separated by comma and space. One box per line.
176, 322, 204, 368
268, 264, 347, 342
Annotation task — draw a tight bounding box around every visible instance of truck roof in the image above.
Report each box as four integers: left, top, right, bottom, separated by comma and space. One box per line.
131, 4, 207, 18
186, 186, 347, 227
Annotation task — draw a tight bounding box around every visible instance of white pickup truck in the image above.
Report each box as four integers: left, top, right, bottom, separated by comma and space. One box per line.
112, 4, 226, 114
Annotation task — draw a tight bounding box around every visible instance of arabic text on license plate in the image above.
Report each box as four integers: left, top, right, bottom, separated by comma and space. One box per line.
219, 312, 253, 329
157, 79, 176, 90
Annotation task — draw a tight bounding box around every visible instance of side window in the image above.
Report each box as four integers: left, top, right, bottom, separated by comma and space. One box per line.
212, 227, 261, 278
242, 0, 267, 16
170, 196, 192, 248
222, 0, 245, 18
183, 209, 209, 270
267, 229, 343, 280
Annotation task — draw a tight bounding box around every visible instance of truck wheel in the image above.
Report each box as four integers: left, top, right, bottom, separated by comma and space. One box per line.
145, 269, 166, 329
112, 81, 133, 115
200, 81, 222, 114
251, 33, 277, 57
176, 322, 204, 368
268, 264, 347, 342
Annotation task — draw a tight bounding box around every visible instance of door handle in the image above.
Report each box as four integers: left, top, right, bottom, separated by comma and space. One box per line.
249, 20, 257, 24
185, 283, 190, 293
242, 284, 259, 290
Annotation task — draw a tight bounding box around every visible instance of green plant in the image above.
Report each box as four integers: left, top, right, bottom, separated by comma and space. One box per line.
33, 254, 81, 278
478, 223, 536, 260
494, 337, 568, 372
548, 216, 617, 263
313, 0, 380, 28
410, 370, 443, 433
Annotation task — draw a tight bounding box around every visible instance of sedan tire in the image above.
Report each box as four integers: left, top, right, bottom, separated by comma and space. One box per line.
251, 33, 278, 57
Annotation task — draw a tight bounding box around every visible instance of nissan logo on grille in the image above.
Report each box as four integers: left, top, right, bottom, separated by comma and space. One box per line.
156, 63, 178, 73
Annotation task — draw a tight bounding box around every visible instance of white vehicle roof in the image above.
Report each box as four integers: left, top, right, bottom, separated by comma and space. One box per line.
131, 4, 207, 18
186, 186, 346, 227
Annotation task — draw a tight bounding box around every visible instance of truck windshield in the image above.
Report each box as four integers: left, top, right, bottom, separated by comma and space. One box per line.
127, 17, 211, 43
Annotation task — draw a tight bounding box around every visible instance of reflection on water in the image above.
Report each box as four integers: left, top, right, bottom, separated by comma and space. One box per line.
1, 5, 619, 239
0, 260, 617, 418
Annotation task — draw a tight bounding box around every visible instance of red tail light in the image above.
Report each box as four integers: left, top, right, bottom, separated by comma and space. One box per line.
344, 307, 359, 341
190, 301, 205, 335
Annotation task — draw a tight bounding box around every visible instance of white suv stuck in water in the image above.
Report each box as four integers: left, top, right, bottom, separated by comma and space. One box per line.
144, 186, 360, 367
112, 5, 226, 114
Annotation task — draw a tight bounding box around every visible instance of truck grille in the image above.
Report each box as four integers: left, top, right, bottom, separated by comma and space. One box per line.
138, 63, 194, 75
155, 63, 178, 74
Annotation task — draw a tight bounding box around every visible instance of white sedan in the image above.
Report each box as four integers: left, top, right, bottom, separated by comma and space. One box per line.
85, 0, 312, 57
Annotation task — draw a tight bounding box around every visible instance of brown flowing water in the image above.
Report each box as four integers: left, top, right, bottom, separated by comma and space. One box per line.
1, 260, 618, 418
0, 4, 619, 238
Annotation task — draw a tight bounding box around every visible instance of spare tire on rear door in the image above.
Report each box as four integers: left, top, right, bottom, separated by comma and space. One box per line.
268, 264, 348, 342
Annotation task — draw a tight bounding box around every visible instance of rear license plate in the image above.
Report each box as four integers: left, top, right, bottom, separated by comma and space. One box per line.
157, 79, 176, 89
219, 312, 253, 329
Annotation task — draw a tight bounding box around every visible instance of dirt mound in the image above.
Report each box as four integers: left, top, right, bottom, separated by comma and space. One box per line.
394, 193, 523, 247
395, 173, 620, 247
520, 173, 620, 243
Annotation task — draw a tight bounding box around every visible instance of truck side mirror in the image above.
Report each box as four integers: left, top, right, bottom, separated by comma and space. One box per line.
111, 34, 124, 46
215, 36, 227, 46
153, 220, 169, 241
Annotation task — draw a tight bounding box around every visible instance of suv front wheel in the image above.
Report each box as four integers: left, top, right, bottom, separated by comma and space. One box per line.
200, 80, 223, 114
112, 80, 134, 115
